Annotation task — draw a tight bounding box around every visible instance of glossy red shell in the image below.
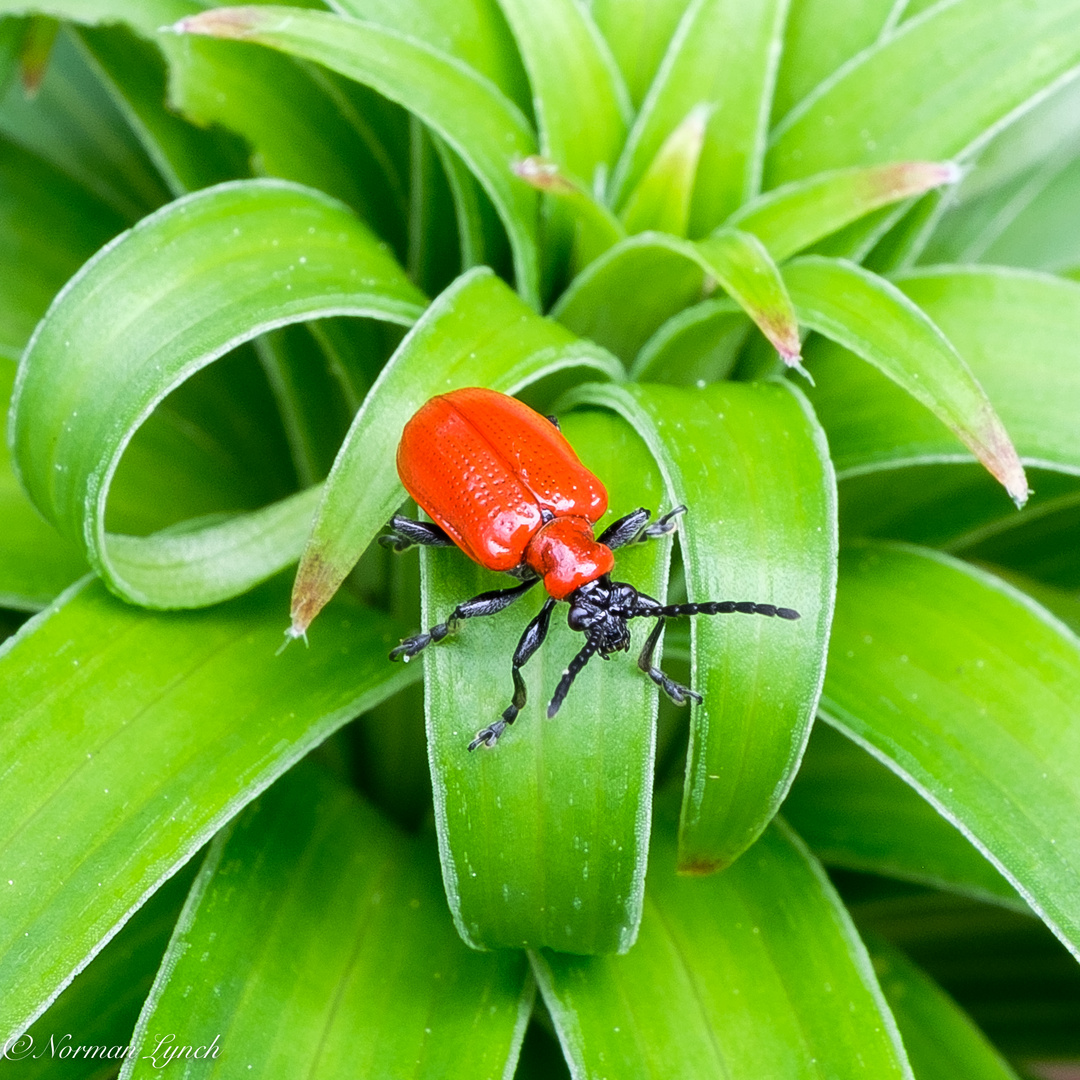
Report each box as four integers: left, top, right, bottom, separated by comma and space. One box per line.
396, 388, 612, 593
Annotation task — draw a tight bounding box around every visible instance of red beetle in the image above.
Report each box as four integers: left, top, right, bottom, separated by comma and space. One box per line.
383, 387, 799, 750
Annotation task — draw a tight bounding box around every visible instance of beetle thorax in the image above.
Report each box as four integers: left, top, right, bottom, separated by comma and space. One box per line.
524, 516, 614, 600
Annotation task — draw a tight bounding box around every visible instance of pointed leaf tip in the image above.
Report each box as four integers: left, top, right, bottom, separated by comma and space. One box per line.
512, 156, 578, 196
874, 160, 964, 200
171, 8, 266, 40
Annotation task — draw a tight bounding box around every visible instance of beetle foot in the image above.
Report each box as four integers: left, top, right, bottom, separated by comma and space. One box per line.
642, 505, 687, 540
468, 719, 508, 751
389, 618, 460, 662
389, 633, 430, 662
378, 533, 412, 552
665, 679, 703, 706
645, 665, 703, 706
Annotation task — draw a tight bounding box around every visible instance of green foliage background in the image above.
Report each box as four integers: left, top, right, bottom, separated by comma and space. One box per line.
1, 1, 1079, 1076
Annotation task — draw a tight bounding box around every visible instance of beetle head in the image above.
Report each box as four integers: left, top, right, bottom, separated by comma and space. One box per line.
566, 576, 643, 656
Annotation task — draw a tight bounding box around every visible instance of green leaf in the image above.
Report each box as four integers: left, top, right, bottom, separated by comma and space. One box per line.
252, 321, 357, 486
867, 936, 1024, 1080
15, 13, 58, 95
330, 0, 531, 111
0, 360, 86, 610
727, 161, 960, 263
783, 722, 1023, 909
0, 134, 124, 361
0, 0, 191, 35
849, 890, 1080, 1062
76, 23, 248, 197
0, 17, 26, 100
588, 0, 691, 109
697, 229, 801, 362
838, 466, 1080, 556
571, 382, 836, 871
823, 543, 1080, 961
804, 266, 1080, 481
0, 575, 417, 1041
770, 0, 900, 123
122, 764, 532, 1080
620, 104, 709, 237
423, 407, 670, 954
553, 229, 801, 364
174, 5, 543, 306
767, 0, 1080, 188
289, 268, 620, 636
512, 154, 626, 270
164, 35, 413, 256
4, 863, 195, 1080
9, 178, 425, 609
784, 256, 1028, 505
611, 0, 789, 234
0, 23, 171, 220
961, 505, 1080, 594
533, 816, 913, 1079
494, 0, 628, 184
630, 297, 749, 384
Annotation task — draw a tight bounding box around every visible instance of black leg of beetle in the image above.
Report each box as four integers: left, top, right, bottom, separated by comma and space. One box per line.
547, 638, 600, 719
378, 513, 455, 552
390, 578, 539, 662
546, 414, 561, 431
468, 598, 556, 751
636, 618, 702, 706
598, 505, 688, 550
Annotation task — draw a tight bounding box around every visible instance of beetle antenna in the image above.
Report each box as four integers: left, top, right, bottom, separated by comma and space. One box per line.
548, 638, 600, 718
651, 600, 800, 620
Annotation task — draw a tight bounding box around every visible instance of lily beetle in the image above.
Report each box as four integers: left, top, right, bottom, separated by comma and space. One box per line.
383, 387, 800, 750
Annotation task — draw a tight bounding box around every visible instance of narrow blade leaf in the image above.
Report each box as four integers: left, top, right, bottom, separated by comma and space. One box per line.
424, 409, 669, 953
173, 5, 543, 305
533, 817, 913, 1079
784, 256, 1028, 504
612, 0, 789, 233
0, 360, 86, 610
822, 544, 1080, 961
494, 0, 629, 183
804, 266, 1080, 480
630, 298, 749, 384
289, 268, 621, 636
121, 764, 532, 1080
589, 0, 692, 110
554, 230, 801, 364
727, 161, 960, 264
9, 178, 425, 608
767, 0, 1080, 187
0, 134, 125, 359
868, 936, 1025, 1080
698, 228, 801, 363
570, 382, 836, 871
0, 576, 417, 1040
783, 722, 1024, 909
620, 104, 710, 238
330, 0, 530, 110
770, 0, 899, 123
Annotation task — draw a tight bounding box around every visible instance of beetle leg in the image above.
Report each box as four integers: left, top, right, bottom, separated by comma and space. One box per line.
379, 513, 455, 552
390, 579, 539, 662
597, 505, 687, 550
547, 638, 600, 718
545, 414, 562, 431
468, 598, 556, 750
636, 618, 702, 706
